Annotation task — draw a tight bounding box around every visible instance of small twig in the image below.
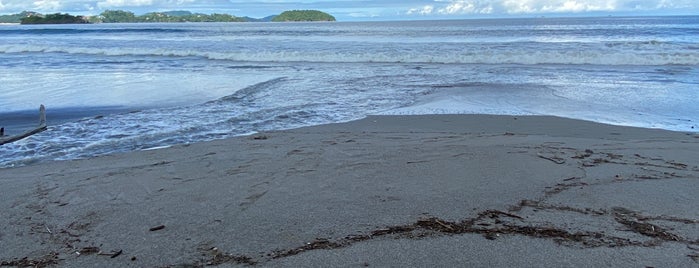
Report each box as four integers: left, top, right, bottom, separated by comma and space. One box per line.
149, 225, 165, 231
487, 209, 524, 220
110, 250, 122, 258
537, 153, 566, 164
78, 247, 100, 255
435, 219, 454, 231
97, 249, 123, 258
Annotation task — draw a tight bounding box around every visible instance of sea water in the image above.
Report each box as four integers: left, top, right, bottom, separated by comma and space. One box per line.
1, 16, 698, 167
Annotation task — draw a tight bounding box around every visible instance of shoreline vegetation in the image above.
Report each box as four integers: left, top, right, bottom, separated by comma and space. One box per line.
0, 10, 335, 24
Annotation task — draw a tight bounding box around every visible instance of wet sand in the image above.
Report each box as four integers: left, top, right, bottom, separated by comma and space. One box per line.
1, 114, 698, 267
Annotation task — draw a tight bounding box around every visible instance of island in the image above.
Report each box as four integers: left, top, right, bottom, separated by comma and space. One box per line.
0, 11, 37, 23
271, 10, 336, 22
20, 13, 89, 24
1, 9, 335, 24
99, 10, 246, 23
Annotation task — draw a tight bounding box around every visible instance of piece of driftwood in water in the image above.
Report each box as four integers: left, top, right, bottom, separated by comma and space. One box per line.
0, 105, 47, 145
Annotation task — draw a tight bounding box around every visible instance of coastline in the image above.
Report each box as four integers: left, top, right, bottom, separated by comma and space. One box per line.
1, 114, 697, 267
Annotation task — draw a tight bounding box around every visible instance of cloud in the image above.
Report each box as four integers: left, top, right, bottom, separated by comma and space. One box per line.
0, 0, 17, 12
407, 5, 434, 15
96, 0, 200, 9
407, 0, 495, 15
34, 0, 61, 9
406, 0, 698, 16
501, 0, 616, 13
651, 0, 697, 9
33, 0, 62, 12
0, 0, 63, 12
438, 0, 493, 14
97, 0, 153, 8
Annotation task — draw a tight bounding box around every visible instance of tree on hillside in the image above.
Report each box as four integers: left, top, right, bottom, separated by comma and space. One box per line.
272, 10, 336, 22
208, 13, 245, 22
5, 10, 275, 24
100, 10, 137, 23
0, 11, 40, 23
20, 13, 88, 24
139, 12, 177, 22
136, 11, 245, 22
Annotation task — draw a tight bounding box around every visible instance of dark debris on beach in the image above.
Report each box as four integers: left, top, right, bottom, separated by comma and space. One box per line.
2, 144, 697, 267
0, 252, 59, 268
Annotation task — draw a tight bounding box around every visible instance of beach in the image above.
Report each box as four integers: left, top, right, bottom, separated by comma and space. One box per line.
1, 114, 697, 267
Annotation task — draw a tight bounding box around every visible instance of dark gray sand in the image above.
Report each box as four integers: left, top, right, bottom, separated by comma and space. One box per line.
1, 115, 697, 267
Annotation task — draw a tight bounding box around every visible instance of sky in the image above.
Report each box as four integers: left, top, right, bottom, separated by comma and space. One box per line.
0, 0, 697, 20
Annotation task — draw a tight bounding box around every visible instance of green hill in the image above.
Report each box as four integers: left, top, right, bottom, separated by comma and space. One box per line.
0, 11, 40, 23
100, 10, 245, 23
242, 15, 277, 22
272, 10, 336, 22
20, 13, 89, 24
0, 10, 334, 24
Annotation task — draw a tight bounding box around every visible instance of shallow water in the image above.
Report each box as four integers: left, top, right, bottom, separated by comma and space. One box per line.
1, 16, 698, 167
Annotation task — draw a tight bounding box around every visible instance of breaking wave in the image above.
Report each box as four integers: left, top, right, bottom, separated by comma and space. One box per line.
1, 42, 697, 65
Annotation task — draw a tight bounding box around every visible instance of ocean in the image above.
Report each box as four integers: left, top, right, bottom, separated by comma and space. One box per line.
1, 16, 698, 167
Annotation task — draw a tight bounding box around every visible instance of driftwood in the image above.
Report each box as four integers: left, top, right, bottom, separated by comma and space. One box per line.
0, 105, 47, 145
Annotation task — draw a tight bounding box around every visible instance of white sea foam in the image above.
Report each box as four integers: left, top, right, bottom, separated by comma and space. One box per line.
1, 43, 697, 65
1, 17, 697, 168
382, 81, 698, 132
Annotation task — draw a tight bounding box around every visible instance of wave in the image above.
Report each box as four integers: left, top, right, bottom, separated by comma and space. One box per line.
0, 28, 190, 35
0, 27, 349, 36
1, 43, 698, 66
215, 77, 288, 102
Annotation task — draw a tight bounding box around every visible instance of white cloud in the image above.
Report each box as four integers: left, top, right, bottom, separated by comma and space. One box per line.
651, 0, 695, 9
33, 0, 62, 11
407, 5, 434, 15
166, 0, 196, 5
95, 0, 199, 9
500, 0, 535, 13
439, 1, 494, 14
406, 0, 698, 16
407, 1, 495, 15
97, 0, 153, 8
502, 0, 616, 13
